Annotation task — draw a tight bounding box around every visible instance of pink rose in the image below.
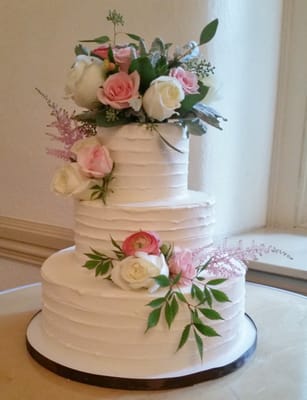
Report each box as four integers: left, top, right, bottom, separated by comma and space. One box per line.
76, 144, 113, 178
92, 44, 110, 59
169, 247, 196, 286
169, 67, 199, 94
113, 46, 134, 72
122, 231, 161, 256
97, 71, 140, 110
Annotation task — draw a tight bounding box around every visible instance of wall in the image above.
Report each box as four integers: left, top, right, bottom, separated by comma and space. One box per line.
0, 0, 282, 238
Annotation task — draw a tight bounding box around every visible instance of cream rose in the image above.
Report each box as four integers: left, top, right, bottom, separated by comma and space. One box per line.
71, 136, 101, 154
65, 55, 105, 109
142, 76, 185, 121
111, 252, 169, 292
51, 163, 95, 200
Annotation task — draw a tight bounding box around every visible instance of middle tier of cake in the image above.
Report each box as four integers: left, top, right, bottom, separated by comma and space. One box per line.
74, 190, 215, 260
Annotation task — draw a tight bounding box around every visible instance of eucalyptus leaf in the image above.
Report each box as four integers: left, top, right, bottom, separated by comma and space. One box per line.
199, 19, 218, 45
184, 118, 208, 136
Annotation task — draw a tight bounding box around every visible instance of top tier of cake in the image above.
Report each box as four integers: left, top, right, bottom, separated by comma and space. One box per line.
98, 124, 189, 203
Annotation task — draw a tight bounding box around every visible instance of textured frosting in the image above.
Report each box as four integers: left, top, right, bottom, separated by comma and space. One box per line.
41, 249, 246, 377
74, 191, 215, 260
39, 123, 246, 378
97, 124, 189, 202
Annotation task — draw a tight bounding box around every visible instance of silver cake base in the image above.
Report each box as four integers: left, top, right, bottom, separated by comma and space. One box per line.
26, 312, 257, 390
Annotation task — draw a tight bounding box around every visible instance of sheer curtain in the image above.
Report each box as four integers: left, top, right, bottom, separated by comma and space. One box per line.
189, 0, 283, 238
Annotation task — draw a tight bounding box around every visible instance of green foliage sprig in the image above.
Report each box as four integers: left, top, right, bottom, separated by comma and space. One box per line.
90, 163, 115, 204
146, 261, 230, 360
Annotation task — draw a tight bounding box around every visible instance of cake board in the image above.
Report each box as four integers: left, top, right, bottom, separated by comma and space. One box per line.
26, 312, 257, 390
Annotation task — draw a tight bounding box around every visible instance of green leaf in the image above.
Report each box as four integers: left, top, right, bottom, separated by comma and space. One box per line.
177, 324, 191, 351
146, 307, 162, 331
165, 297, 179, 328
194, 329, 203, 360
110, 236, 122, 251
191, 284, 205, 303
179, 82, 209, 114
191, 309, 202, 325
171, 272, 182, 286
126, 32, 143, 41
199, 19, 219, 45
204, 287, 213, 307
95, 260, 111, 276
199, 308, 224, 320
194, 322, 220, 337
95, 110, 130, 127
175, 291, 188, 303
153, 275, 170, 287
74, 44, 88, 56
210, 288, 231, 303
80, 35, 110, 44
207, 278, 227, 286
83, 260, 99, 270
129, 56, 156, 93
84, 253, 104, 261
147, 297, 166, 308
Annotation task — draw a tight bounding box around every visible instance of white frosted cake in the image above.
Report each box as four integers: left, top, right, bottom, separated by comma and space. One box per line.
39, 124, 246, 378
29, 11, 254, 385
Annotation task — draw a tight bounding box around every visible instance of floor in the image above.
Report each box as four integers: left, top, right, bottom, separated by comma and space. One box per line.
0, 257, 41, 291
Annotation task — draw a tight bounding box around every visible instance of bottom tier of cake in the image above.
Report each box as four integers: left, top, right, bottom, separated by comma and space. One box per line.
40, 248, 246, 378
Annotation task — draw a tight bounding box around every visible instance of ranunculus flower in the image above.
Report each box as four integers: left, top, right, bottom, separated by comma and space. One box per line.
76, 143, 113, 178
111, 252, 169, 291
122, 231, 161, 256
113, 46, 135, 72
65, 55, 105, 109
51, 163, 94, 200
169, 67, 199, 94
142, 76, 185, 121
168, 247, 196, 286
92, 44, 109, 59
97, 71, 140, 110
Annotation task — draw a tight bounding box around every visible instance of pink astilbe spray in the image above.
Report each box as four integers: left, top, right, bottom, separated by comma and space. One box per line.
192, 240, 293, 278
36, 88, 96, 161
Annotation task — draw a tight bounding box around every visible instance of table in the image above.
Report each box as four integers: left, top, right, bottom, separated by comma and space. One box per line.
0, 283, 306, 400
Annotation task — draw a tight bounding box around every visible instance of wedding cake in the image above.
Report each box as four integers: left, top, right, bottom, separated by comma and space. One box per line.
27, 11, 256, 386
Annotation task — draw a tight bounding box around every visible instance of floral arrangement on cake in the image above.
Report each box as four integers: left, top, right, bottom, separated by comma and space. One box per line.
82, 229, 291, 359
38, 9, 226, 203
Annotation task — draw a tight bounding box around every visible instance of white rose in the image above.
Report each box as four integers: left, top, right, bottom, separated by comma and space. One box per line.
51, 163, 96, 200
111, 252, 169, 292
71, 136, 101, 155
65, 55, 105, 109
142, 76, 185, 121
